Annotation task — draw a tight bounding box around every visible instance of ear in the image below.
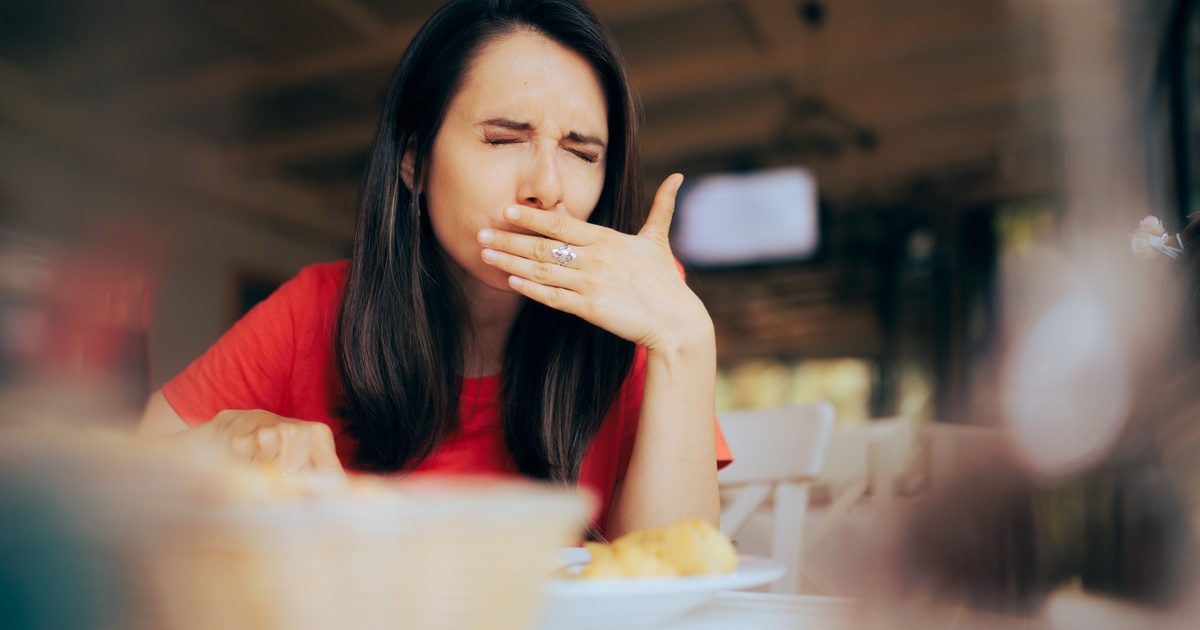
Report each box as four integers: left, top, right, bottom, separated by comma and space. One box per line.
400, 149, 416, 192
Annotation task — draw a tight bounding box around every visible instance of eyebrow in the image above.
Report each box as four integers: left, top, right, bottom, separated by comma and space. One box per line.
479, 117, 606, 149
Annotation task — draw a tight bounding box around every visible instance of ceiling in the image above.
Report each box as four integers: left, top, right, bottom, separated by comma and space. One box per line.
0, 0, 1059, 243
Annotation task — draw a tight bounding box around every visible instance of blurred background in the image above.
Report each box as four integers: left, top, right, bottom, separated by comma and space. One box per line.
1, 0, 1191, 427
2, 0, 1200, 623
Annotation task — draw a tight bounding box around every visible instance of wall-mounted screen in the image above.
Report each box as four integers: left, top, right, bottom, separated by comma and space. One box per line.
673, 166, 819, 267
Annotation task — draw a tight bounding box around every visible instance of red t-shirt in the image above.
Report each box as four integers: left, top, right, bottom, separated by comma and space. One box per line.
162, 261, 732, 531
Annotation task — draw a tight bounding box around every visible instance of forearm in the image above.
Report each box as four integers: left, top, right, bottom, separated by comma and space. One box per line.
137, 390, 189, 437
608, 320, 720, 537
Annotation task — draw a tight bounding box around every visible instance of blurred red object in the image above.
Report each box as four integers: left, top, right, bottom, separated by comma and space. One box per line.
40, 256, 152, 399
1, 221, 167, 415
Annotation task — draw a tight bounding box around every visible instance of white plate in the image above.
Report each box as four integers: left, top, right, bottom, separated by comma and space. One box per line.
538, 548, 785, 630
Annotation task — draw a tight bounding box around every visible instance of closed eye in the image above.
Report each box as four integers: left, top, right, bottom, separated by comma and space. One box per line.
484, 135, 522, 146
482, 131, 599, 163
568, 148, 600, 163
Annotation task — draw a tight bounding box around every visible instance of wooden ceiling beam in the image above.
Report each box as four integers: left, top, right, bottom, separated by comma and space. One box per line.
594, 0, 730, 23
640, 79, 1052, 166
108, 0, 724, 116
642, 97, 789, 164
112, 0, 1022, 119
634, 0, 1031, 104
815, 122, 1055, 196
309, 0, 387, 40
229, 121, 375, 166
0, 62, 353, 243
640, 106, 1055, 201
231, 42, 1048, 168
110, 21, 421, 116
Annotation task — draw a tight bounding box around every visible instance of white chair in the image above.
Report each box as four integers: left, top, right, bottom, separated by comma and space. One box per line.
803, 416, 917, 548
717, 402, 835, 594
919, 422, 1002, 490
791, 417, 919, 594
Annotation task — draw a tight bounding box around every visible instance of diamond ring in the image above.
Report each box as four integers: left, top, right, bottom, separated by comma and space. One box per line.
552, 243, 577, 267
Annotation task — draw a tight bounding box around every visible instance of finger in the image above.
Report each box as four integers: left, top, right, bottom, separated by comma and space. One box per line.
638, 173, 684, 242
230, 433, 257, 461
216, 411, 259, 443
305, 424, 345, 475
251, 426, 282, 466
477, 228, 564, 265
507, 275, 587, 317
504, 205, 597, 246
482, 247, 583, 290
274, 424, 310, 473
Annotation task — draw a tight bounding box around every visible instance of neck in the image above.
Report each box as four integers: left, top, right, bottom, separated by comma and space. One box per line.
451, 265, 523, 378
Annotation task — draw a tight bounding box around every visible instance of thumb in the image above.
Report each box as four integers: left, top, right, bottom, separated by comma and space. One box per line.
638, 173, 684, 241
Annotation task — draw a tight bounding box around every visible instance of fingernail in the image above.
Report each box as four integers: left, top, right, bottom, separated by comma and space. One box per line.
478, 229, 495, 244
509, 275, 523, 287
505, 206, 521, 220
482, 248, 499, 262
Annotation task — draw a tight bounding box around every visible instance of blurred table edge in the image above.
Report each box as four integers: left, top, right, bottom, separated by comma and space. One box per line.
659, 591, 855, 630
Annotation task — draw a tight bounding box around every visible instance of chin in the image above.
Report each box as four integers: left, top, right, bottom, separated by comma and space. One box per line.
479, 266, 520, 293
443, 253, 516, 294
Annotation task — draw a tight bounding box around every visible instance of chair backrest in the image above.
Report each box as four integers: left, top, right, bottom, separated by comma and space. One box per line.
919, 422, 1002, 491
796, 416, 918, 577
717, 402, 835, 485
717, 402, 835, 594
821, 416, 916, 502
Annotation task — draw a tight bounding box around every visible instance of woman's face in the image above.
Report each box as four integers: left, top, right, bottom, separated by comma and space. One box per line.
422, 29, 609, 292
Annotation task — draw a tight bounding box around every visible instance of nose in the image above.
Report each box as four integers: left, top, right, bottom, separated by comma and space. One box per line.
517, 142, 564, 211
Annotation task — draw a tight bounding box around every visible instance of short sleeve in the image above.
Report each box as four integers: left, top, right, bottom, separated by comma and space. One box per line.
161, 265, 326, 425
716, 426, 733, 469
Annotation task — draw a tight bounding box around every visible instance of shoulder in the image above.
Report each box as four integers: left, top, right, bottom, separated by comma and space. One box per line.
282, 259, 349, 328
291, 260, 350, 292
274, 260, 349, 306
239, 260, 348, 338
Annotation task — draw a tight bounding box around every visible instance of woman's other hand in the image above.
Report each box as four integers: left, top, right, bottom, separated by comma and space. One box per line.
184, 409, 344, 475
477, 173, 712, 353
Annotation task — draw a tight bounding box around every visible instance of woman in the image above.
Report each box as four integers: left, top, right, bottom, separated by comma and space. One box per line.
138, 0, 731, 538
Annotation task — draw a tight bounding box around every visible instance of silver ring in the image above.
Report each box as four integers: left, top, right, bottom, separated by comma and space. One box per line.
552, 243, 577, 267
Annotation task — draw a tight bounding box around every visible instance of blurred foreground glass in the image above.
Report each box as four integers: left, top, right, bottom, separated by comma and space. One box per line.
0, 426, 590, 630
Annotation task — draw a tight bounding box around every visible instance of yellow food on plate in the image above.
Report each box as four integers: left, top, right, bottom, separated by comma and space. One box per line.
579, 518, 738, 579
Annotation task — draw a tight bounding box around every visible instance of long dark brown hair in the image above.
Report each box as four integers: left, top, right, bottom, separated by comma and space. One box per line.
336, 0, 641, 482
